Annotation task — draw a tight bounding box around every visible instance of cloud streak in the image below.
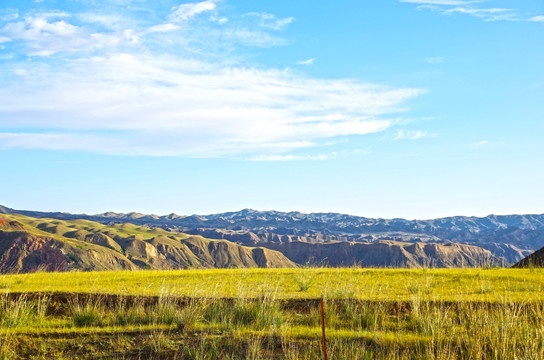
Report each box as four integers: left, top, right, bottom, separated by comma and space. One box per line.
297, 58, 315, 65
402, 0, 519, 21
394, 130, 433, 140
245, 12, 295, 30
443, 7, 516, 21
249, 154, 331, 162
426, 56, 444, 64
168, 0, 218, 22
400, 0, 477, 5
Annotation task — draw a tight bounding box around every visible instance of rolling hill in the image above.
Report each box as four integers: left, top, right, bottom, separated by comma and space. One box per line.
0, 214, 295, 273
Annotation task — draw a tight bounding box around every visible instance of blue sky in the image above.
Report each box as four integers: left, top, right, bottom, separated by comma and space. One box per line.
0, 0, 543, 219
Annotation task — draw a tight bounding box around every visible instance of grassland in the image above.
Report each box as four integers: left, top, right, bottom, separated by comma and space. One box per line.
1, 268, 544, 359
3, 267, 544, 302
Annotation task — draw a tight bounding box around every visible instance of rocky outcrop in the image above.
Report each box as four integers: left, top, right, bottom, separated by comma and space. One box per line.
0, 231, 68, 273
0, 230, 137, 273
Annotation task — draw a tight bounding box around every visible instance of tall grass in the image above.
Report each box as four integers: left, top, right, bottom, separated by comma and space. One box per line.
0, 294, 48, 328
2, 268, 544, 358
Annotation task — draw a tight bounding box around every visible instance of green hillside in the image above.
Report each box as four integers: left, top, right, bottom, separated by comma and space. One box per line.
0, 214, 295, 273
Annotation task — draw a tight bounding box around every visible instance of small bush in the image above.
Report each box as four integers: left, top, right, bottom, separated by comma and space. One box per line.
71, 304, 102, 327
293, 271, 313, 292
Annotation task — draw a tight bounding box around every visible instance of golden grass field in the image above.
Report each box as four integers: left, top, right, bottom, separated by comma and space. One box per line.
3, 267, 544, 301
1, 268, 544, 359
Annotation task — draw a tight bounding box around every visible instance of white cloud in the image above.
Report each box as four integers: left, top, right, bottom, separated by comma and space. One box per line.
13, 69, 28, 76
220, 29, 288, 47
0, 10, 19, 22
210, 16, 228, 24
475, 140, 489, 146
426, 56, 444, 64
249, 154, 331, 162
529, 16, 544, 23
0, 133, 110, 152
443, 7, 516, 21
297, 58, 315, 65
1, 3, 295, 57
0, 53, 423, 157
400, 0, 477, 5
169, 0, 218, 22
402, 0, 519, 21
0, 13, 135, 56
246, 12, 295, 31
77, 13, 133, 31
394, 130, 433, 140
147, 23, 180, 33
0, 4, 426, 159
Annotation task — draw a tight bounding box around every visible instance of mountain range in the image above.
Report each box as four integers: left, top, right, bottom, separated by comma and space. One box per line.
2, 205, 543, 262
0, 212, 506, 273
0, 206, 544, 272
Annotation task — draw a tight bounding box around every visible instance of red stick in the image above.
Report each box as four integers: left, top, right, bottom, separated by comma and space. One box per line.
320, 298, 328, 360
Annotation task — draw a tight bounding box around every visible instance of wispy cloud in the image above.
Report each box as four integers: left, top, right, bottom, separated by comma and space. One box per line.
400, 0, 477, 5
297, 58, 315, 65
0, 9, 19, 22
0, 12, 136, 56
402, 0, 519, 22
0, 3, 424, 159
426, 56, 444, 64
13, 68, 28, 76
394, 130, 434, 140
0, 53, 422, 157
475, 140, 489, 146
529, 16, 544, 23
76, 13, 133, 31
245, 12, 295, 31
210, 16, 228, 24
218, 28, 288, 47
249, 154, 331, 162
443, 7, 516, 21
168, 0, 218, 22
147, 23, 180, 33
0, 3, 293, 57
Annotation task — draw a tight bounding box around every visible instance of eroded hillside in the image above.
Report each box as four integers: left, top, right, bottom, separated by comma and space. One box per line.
0, 215, 295, 273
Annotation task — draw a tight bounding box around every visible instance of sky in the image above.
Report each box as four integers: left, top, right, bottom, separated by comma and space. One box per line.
0, 0, 543, 219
